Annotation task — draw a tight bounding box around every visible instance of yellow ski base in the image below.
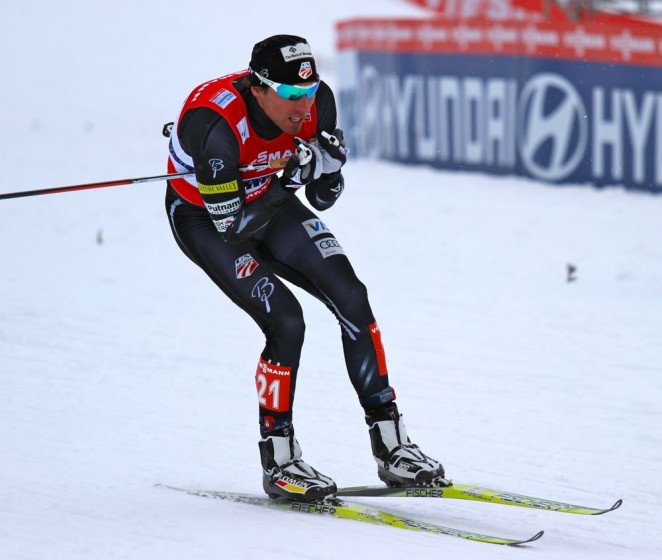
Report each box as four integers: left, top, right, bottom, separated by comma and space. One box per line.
156, 484, 543, 546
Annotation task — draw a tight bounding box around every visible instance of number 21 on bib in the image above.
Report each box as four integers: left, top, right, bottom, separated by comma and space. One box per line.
255, 357, 292, 412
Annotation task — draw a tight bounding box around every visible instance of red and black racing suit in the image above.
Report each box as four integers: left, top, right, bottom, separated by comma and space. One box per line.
165, 71, 395, 435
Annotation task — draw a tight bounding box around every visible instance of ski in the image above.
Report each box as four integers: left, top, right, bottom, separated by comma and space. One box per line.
336, 482, 623, 515
156, 484, 544, 546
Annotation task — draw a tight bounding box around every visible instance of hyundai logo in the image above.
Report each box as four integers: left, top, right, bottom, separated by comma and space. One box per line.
517, 73, 588, 181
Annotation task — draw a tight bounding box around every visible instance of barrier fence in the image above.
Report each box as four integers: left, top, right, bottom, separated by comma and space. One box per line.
335, 15, 662, 192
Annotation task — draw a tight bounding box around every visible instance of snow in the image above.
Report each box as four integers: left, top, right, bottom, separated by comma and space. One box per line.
1, 1, 661, 558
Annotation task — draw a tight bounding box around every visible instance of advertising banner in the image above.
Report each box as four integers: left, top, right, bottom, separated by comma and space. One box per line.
336, 18, 662, 192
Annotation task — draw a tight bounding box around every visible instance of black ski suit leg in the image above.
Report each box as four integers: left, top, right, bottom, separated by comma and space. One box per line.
166, 186, 305, 426
258, 198, 394, 407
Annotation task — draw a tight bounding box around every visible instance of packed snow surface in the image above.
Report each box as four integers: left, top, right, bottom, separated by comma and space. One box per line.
1, 1, 660, 558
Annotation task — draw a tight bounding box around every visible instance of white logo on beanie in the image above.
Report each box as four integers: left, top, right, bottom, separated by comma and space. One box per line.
280, 42, 313, 62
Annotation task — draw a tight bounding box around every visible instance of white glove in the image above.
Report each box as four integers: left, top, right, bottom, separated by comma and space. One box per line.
282, 137, 323, 187
316, 129, 348, 175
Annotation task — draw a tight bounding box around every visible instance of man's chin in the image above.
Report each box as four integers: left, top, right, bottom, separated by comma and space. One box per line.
282, 120, 303, 135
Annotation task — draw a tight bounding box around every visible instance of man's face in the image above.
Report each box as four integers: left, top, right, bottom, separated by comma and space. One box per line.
251, 85, 316, 135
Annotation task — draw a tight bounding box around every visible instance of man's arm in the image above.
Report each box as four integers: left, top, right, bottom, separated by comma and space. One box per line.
179, 107, 294, 244
178, 107, 245, 234
305, 81, 347, 211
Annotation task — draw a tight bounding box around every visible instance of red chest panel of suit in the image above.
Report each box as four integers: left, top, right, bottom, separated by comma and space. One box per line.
169, 71, 318, 206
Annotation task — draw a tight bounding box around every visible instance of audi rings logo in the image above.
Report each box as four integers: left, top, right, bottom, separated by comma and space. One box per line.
318, 239, 340, 249
517, 73, 588, 181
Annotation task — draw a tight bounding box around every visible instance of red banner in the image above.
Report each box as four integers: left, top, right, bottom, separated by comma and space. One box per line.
337, 17, 662, 67
405, 0, 546, 21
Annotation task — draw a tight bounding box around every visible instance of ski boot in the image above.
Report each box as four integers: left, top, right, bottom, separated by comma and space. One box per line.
366, 402, 448, 487
259, 428, 337, 502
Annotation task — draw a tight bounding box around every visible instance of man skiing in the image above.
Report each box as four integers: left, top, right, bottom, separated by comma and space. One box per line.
165, 34, 445, 501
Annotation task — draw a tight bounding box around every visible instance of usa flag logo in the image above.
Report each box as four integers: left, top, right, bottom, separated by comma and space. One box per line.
298, 61, 313, 80
235, 254, 259, 279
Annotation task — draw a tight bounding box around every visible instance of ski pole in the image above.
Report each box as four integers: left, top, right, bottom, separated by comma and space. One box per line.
0, 171, 195, 201
0, 157, 293, 201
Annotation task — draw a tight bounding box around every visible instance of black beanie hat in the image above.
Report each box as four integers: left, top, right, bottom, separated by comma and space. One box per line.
249, 34, 319, 85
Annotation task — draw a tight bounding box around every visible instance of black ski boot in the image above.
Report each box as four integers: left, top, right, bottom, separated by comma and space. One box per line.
366, 402, 448, 487
259, 428, 337, 501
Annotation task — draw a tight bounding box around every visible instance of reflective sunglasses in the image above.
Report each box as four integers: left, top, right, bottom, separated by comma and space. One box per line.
251, 70, 319, 101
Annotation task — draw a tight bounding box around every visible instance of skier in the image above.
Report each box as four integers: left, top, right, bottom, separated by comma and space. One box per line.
165, 34, 445, 501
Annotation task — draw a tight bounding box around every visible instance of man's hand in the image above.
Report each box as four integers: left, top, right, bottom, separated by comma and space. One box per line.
282, 137, 323, 187
316, 129, 348, 175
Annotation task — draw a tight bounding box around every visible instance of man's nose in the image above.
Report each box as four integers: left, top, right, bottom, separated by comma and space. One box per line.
293, 96, 314, 110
